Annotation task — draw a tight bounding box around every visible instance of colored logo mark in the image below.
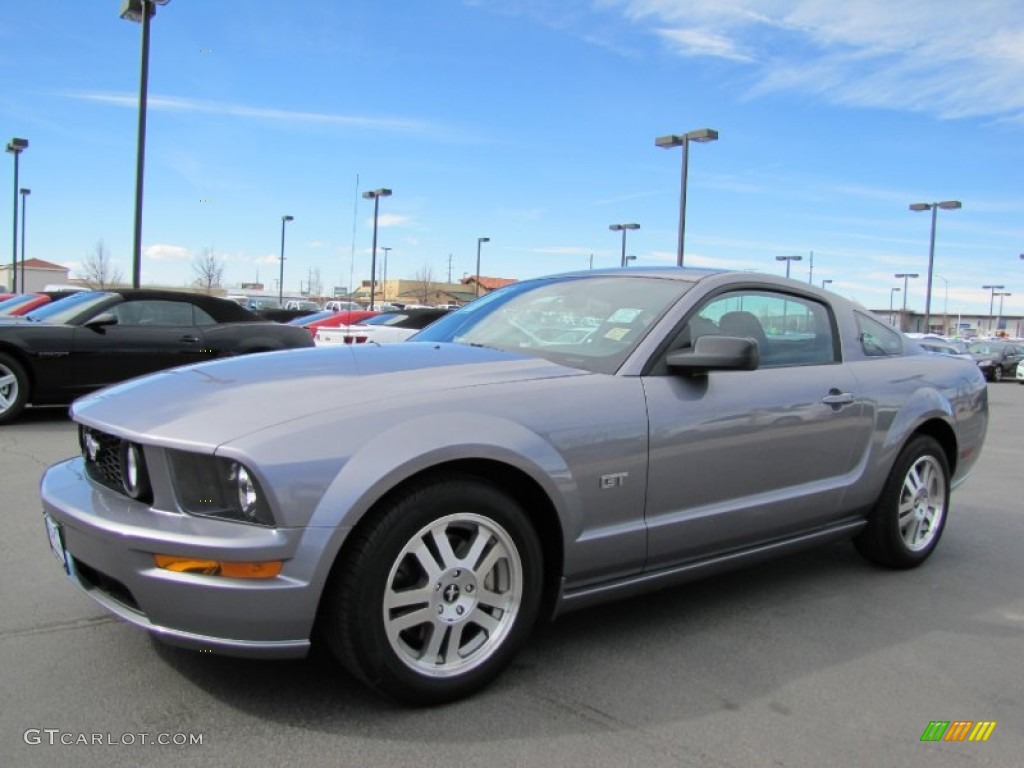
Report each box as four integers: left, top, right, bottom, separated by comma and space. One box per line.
920, 721, 996, 742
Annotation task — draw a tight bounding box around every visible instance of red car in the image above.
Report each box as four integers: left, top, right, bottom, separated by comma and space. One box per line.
0, 291, 81, 316
287, 309, 378, 336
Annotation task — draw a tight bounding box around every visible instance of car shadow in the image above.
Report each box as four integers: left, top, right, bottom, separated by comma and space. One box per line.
146, 535, 1004, 741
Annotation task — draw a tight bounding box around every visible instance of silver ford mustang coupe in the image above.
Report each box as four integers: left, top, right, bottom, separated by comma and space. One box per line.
40, 268, 988, 705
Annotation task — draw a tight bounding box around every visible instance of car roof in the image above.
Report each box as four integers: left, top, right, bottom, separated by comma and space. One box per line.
103, 289, 258, 322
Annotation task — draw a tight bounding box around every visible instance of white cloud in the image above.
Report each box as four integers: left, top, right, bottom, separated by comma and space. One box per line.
605, 1, 1024, 120
371, 213, 412, 229
144, 244, 191, 262
69, 92, 460, 138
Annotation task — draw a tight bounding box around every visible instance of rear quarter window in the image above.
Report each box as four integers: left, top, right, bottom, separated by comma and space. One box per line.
855, 312, 903, 357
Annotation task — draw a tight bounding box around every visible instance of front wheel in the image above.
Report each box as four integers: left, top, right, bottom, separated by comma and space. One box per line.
853, 436, 950, 569
0, 353, 29, 425
321, 475, 543, 705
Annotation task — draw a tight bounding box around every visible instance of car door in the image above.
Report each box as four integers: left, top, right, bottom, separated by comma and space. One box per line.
641, 289, 871, 569
70, 298, 212, 392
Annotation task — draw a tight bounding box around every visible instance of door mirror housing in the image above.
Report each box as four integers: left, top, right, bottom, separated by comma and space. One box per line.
666, 335, 760, 374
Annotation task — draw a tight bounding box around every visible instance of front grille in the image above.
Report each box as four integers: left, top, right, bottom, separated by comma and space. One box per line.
79, 426, 153, 504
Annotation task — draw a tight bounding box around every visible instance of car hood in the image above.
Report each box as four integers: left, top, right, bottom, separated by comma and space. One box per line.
72, 342, 590, 447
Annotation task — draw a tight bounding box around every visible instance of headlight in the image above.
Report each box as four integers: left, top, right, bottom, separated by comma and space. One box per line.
166, 450, 275, 526
119, 441, 150, 500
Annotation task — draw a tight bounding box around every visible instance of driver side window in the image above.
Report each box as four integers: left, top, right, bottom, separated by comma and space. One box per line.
666, 290, 836, 368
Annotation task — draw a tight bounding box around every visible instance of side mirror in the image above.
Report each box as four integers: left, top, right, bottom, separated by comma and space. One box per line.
84, 312, 117, 329
666, 335, 760, 374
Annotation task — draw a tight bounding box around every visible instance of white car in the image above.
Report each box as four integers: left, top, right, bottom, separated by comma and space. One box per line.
315, 308, 449, 346
1017, 360, 1024, 385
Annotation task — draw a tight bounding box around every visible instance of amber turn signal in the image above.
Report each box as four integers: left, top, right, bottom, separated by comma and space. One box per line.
154, 555, 282, 579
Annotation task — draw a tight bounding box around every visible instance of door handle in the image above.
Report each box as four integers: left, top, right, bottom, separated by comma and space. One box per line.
179, 335, 200, 344
821, 390, 854, 406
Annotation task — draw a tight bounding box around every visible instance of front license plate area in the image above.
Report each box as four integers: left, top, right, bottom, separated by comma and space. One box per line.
44, 515, 68, 573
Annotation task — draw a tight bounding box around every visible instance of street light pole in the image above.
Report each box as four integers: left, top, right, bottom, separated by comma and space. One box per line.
982, 284, 1005, 335
278, 215, 293, 304
890, 288, 901, 326
655, 128, 718, 266
380, 246, 391, 302
19, 188, 29, 291
6, 137, 27, 293
121, 0, 171, 289
362, 188, 392, 310
475, 237, 490, 298
609, 223, 639, 268
821, 278, 833, 289
994, 292, 1011, 335
909, 200, 961, 332
895, 273, 919, 331
776, 254, 802, 278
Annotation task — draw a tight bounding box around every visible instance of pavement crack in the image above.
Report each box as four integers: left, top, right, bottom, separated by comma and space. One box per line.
0, 615, 119, 642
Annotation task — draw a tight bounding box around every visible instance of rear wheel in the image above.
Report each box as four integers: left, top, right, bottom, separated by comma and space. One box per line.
321, 475, 543, 705
854, 436, 949, 569
0, 353, 29, 425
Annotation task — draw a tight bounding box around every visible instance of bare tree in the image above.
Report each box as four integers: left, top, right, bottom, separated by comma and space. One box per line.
192, 247, 225, 294
81, 240, 124, 289
308, 266, 323, 299
411, 264, 435, 304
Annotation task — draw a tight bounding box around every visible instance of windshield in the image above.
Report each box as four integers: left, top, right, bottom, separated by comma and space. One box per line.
413, 274, 693, 373
968, 342, 1007, 355
25, 292, 114, 324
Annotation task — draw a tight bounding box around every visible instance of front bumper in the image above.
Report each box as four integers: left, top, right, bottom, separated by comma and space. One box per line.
40, 457, 345, 658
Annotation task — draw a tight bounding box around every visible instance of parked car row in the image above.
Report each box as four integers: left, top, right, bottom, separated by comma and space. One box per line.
314, 307, 450, 345
0, 289, 314, 425
40, 268, 989, 706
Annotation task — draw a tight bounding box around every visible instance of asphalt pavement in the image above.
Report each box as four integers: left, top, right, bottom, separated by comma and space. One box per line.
1, 386, 1021, 768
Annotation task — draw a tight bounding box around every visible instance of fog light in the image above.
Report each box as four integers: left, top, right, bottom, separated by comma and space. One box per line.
154, 555, 282, 579
120, 441, 150, 500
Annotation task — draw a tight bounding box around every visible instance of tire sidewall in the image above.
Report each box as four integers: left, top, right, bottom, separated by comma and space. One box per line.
0, 352, 29, 425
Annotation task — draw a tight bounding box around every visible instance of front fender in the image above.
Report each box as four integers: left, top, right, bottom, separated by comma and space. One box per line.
311, 410, 579, 537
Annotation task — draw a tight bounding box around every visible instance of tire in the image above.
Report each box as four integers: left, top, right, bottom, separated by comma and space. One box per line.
992, 366, 1003, 383
853, 436, 950, 569
321, 475, 543, 705
0, 353, 29, 426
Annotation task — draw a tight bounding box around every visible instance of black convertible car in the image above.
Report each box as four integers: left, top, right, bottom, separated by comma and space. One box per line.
0, 290, 314, 424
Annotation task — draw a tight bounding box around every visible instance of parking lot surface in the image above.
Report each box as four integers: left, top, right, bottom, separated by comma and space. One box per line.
2, 385, 1022, 767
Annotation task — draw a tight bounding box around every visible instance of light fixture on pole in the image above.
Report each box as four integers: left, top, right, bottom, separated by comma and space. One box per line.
380, 246, 391, 302
625, 255, 637, 266
6, 137, 27, 293
909, 200, 961, 332
655, 128, 718, 266
475, 237, 490, 297
278, 215, 293, 304
19, 188, 29, 292
776, 254, 802, 278
890, 287, 901, 325
120, 0, 171, 289
362, 188, 392, 310
609, 223, 639, 268
894, 273, 919, 330
821, 278, 833, 289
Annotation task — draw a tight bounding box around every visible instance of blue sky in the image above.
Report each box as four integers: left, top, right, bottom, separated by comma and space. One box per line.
2, 0, 1023, 317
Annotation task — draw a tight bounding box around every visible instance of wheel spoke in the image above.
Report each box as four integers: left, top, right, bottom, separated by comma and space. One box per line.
407, 540, 443, 582
421, 623, 449, 664
0, 372, 15, 388
468, 606, 501, 635
386, 605, 434, 635
384, 585, 433, 612
475, 545, 505, 580
429, 526, 459, 570
460, 526, 491, 570
476, 586, 512, 613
